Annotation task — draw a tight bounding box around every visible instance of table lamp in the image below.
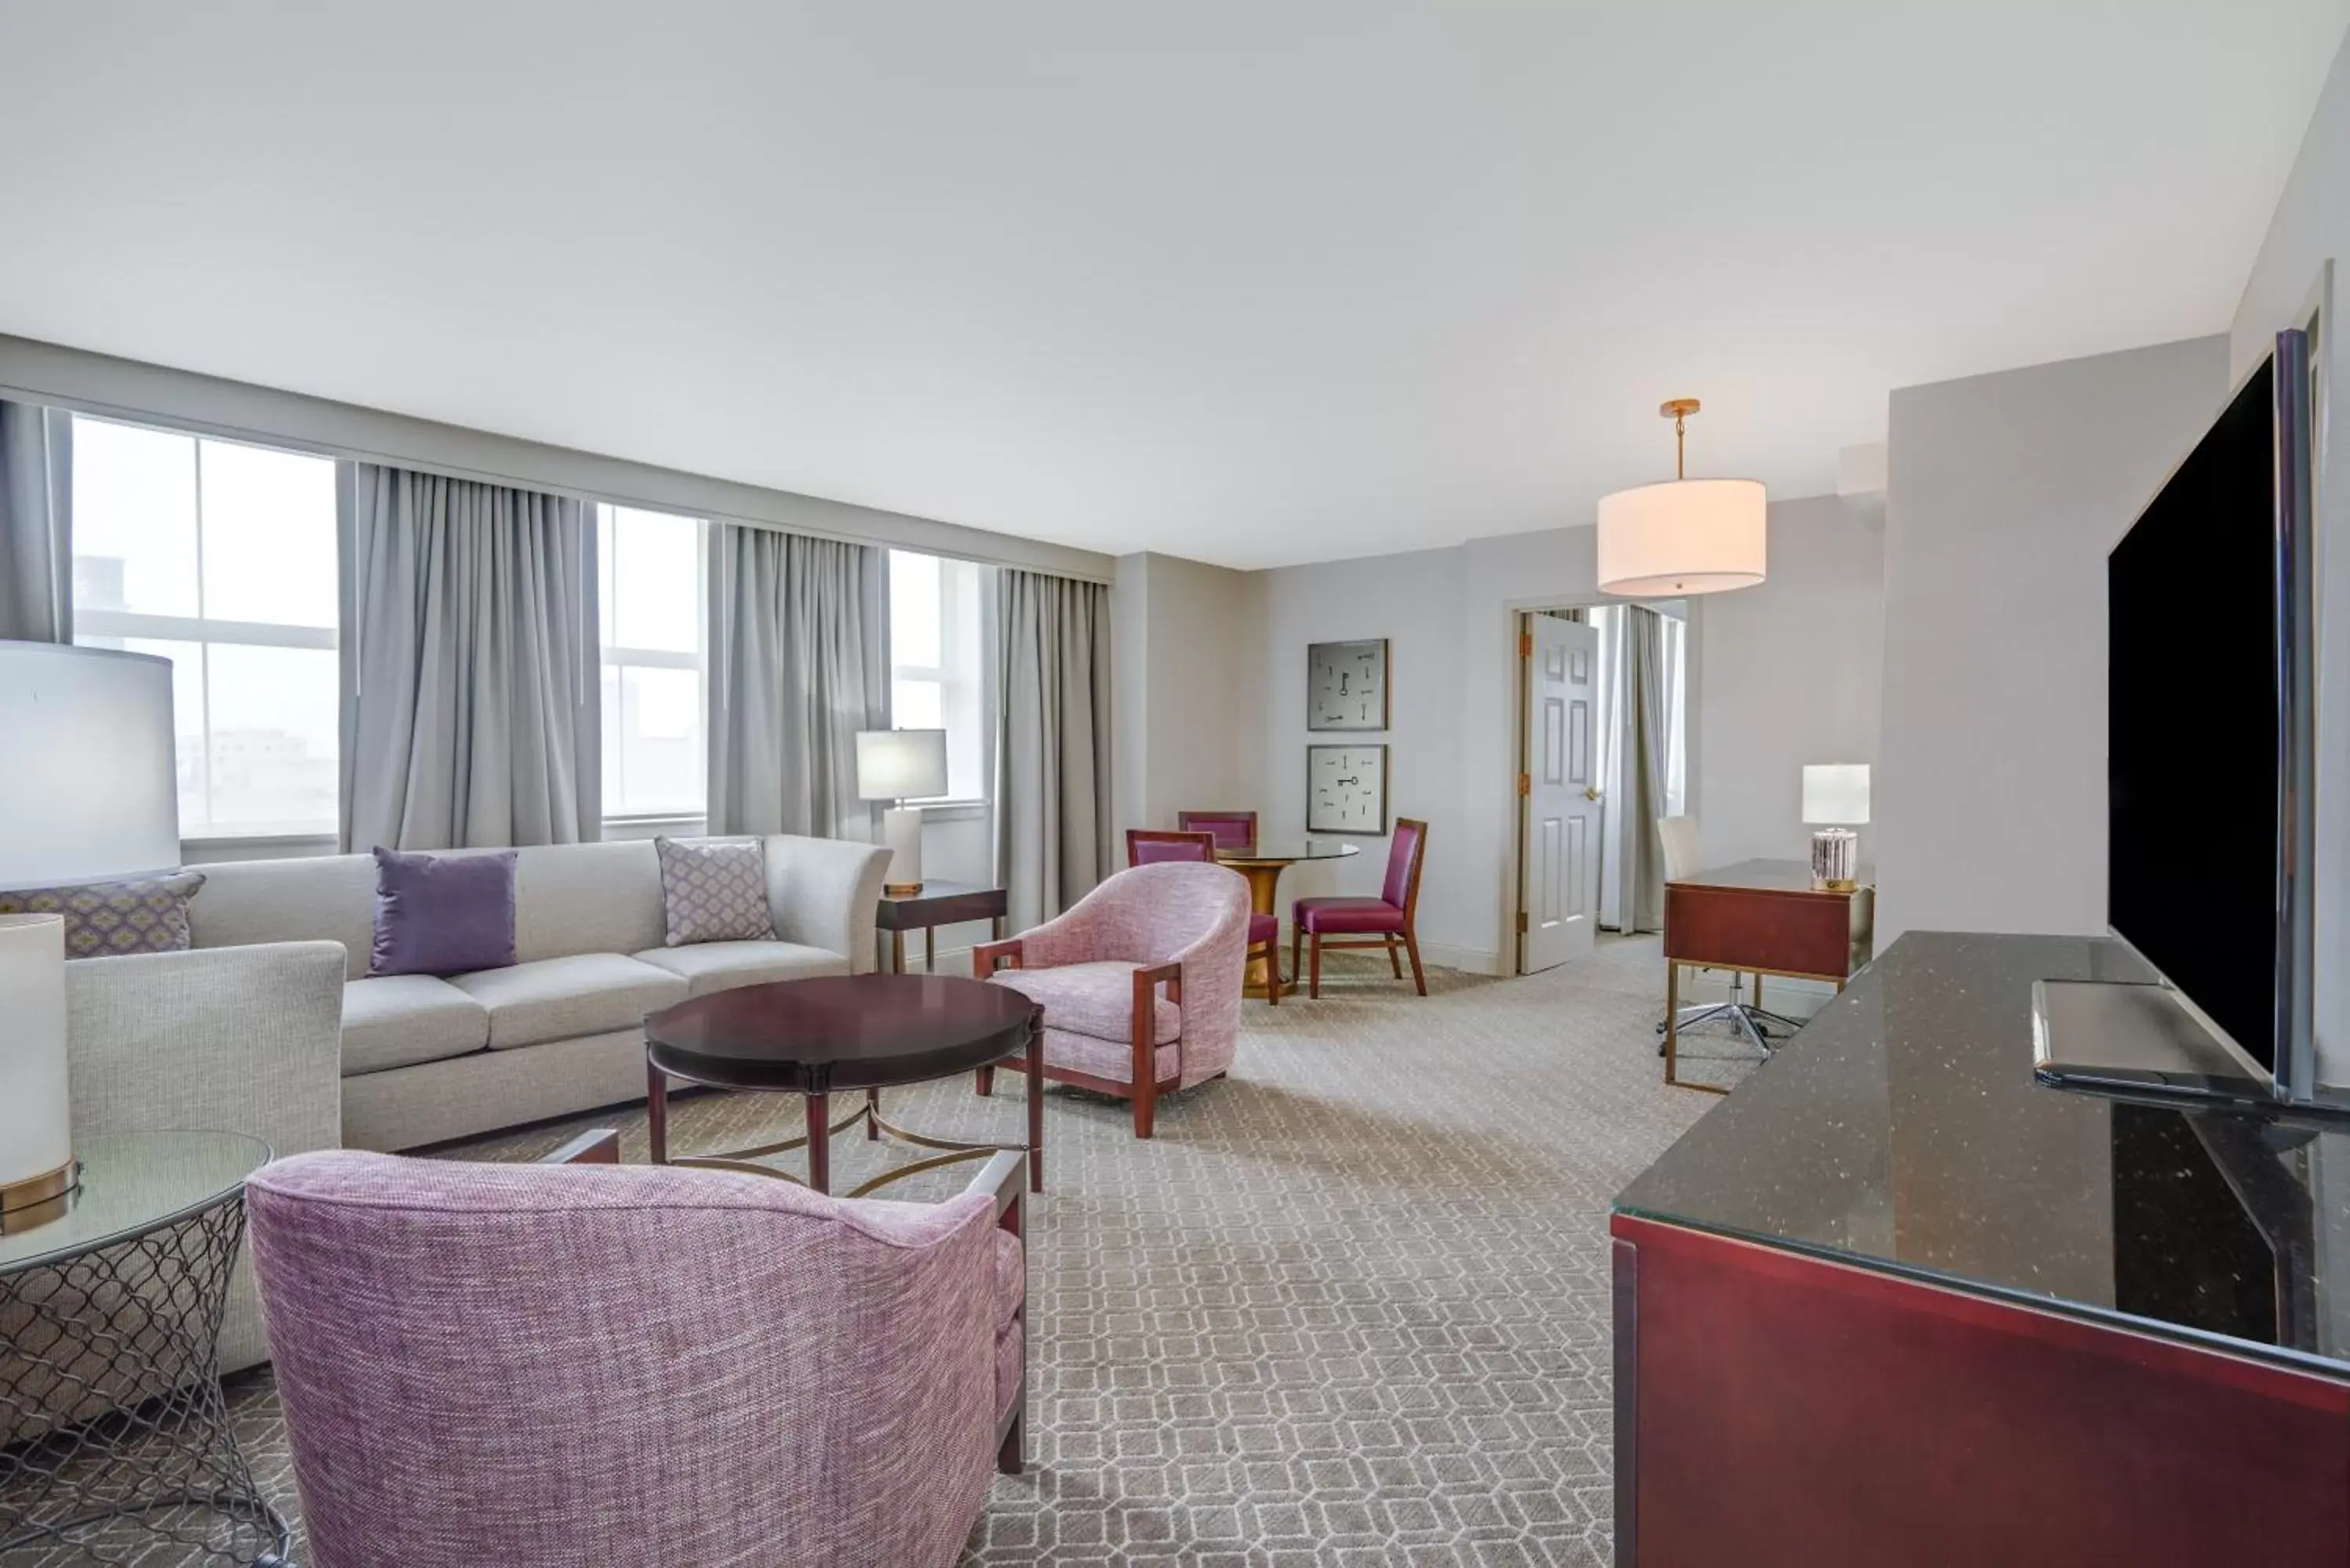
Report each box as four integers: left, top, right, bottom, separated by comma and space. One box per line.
856, 728, 948, 897
0, 641, 183, 1225
1802, 763, 1869, 893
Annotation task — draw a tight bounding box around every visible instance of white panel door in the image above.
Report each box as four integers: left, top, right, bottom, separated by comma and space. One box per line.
1519, 613, 1601, 973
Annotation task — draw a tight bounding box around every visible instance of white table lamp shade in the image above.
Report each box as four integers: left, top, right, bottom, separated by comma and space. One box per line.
855, 729, 949, 803
0, 914, 72, 1200
1802, 764, 1871, 826
0, 642, 181, 887
1596, 479, 1768, 597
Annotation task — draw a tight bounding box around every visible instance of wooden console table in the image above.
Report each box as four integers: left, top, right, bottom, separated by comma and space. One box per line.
877, 880, 1009, 974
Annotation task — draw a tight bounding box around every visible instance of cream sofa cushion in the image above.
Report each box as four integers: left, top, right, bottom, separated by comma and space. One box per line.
449, 953, 687, 1050
341, 974, 491, 1075
633, 940, 848, 997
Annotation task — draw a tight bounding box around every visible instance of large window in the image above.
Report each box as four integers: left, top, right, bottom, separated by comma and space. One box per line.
598, 505, 707, 818
70, 417, 340, 838
889, 551, 989, 802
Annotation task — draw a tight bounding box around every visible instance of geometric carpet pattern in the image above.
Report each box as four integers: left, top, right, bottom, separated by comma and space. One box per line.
209, 936, 1778, 1566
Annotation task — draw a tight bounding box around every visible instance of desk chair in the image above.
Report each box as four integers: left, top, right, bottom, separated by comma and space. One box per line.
1655, 815, 1802, 1053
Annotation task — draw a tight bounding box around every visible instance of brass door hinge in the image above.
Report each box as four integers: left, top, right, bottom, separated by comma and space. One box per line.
1519, 630, 1534, 658
1516, 911, 1529, 934
1517, 772, 1531, 797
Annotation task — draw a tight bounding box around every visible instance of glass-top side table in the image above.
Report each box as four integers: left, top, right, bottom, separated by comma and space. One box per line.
0, 1130, 287, 1566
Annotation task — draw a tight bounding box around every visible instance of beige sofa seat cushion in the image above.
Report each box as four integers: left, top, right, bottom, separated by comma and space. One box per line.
340, 974, 492, 1076
449, 953, 687, 1050
633, 940, 850, 998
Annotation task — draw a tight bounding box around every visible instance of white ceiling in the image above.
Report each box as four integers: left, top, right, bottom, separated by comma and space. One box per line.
3, 2, 2344, 569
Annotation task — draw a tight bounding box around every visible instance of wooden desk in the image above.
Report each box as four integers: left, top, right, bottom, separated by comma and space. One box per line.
1662, 858, 1872, 1093
876, 880, 1009, 974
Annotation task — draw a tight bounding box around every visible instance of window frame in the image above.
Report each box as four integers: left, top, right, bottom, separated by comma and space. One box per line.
69, 414, 342, 844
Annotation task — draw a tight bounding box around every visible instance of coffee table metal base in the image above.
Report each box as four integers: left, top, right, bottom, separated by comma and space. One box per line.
647, 1057, 1044, 1197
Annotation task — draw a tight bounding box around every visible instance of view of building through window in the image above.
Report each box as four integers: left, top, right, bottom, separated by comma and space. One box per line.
70, 415, 341, 838
889, 549, 989, 801
598, 505, 707, 819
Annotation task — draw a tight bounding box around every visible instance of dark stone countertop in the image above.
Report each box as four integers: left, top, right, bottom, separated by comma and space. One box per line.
1614, 931, 2350, 1376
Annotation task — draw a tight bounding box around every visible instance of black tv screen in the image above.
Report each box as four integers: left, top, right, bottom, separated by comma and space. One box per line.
2108, 357, 2279, 1071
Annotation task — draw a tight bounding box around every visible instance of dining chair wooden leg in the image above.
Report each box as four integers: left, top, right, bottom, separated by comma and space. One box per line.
1290, 924, 1303, 988
1387, 936, 1404, 978
1405, 932, 1427, 995
1309, 933, 1323, 999
1261, 941, 1280, 1006
975, 1064, 996, 1097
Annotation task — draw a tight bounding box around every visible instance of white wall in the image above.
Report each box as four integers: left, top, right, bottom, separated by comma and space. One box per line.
1693, 494, 1885, 867
1251, 497, 1877, 972
1876, 334, 2227, 946
2231, 30, 2350, 1081
1111, 551, 1268, 837
1257, 547, 1478, 963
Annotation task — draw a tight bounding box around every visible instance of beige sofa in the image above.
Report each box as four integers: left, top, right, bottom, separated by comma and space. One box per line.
186, 835, 891, 1152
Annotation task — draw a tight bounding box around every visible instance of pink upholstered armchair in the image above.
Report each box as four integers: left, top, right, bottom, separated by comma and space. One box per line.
1127, 827, 1282, 1004
246, 1146, 1029, 1568
974, 861, 1250, 1137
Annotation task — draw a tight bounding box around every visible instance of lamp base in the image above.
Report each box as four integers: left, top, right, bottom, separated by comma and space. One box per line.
884, 881, 925, 898
1810, 828, 1858, 892
0, 1154, 78, 1234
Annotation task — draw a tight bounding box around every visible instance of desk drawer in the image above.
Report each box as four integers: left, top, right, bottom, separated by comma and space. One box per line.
1664, 884, 1860, 980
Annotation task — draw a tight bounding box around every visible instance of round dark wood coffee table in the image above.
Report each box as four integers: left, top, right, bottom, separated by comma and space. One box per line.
644, 973, 1045, 1195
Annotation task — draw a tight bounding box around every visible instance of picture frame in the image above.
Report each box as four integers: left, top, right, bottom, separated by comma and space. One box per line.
1307, 638, 1390, 731
1306, 743, 1390, 835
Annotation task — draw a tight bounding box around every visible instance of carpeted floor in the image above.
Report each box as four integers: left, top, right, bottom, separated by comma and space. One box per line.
211, 934, 1783, 1566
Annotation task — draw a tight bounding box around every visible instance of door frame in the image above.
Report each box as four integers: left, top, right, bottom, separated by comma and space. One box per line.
1508, 596, 1703, 974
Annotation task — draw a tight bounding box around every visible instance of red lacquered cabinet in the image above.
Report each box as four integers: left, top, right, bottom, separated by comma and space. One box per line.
1612, 1216, 2350, 1568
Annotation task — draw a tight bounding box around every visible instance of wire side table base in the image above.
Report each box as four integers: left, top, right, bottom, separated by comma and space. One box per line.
1, 1195, 289, 1566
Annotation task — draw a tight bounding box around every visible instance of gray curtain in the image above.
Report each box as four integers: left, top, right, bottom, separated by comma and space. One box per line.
706, 524, 888, 840
994, 568, 1112, 930
341, 464, 600, 851
1613, 605, 1670, 934
0, 402, 73, 643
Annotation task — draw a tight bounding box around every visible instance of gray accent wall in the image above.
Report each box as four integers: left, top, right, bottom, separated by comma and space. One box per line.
1876, 334, 2226, 948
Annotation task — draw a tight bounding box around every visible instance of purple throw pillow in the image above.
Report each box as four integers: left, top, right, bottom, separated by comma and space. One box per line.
369, 847, 518, 977
0, 873, 206, 959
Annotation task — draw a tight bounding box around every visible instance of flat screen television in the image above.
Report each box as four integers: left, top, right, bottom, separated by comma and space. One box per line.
2037, 328, 2321, 1111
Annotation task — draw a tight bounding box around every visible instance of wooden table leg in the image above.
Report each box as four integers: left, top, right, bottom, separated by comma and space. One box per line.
648, 1063, 670, 1163
1663, 963, 1680, 1087
925, 923, 936, 973
891, 929, 905, 974
807, 1091, 830, 1194
1027, 1041, 1045, 1193
1236, 863, 1292, 998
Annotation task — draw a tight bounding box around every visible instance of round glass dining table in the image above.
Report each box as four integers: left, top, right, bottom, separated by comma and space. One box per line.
1213, 839, 1361, 995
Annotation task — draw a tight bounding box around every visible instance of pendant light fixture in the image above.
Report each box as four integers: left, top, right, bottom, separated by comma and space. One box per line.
1596, 398, 1767, 596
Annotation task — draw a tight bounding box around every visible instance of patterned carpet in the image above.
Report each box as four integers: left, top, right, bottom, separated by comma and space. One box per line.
203, 935, 1781, 1566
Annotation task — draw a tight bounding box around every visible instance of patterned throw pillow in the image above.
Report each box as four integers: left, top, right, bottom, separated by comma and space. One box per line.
0, 873, 208, 959
656, 837, 776, 946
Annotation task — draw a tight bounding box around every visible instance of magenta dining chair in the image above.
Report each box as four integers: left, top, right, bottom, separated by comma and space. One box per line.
1292, 817, 1429, 998
1127, 829, 1282, 1004
1177, 810, 1258, 851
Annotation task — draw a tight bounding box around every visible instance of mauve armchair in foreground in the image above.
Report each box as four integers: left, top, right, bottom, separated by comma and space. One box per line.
975, 860, 1250, 1137
247, 1146, 1027, 1568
